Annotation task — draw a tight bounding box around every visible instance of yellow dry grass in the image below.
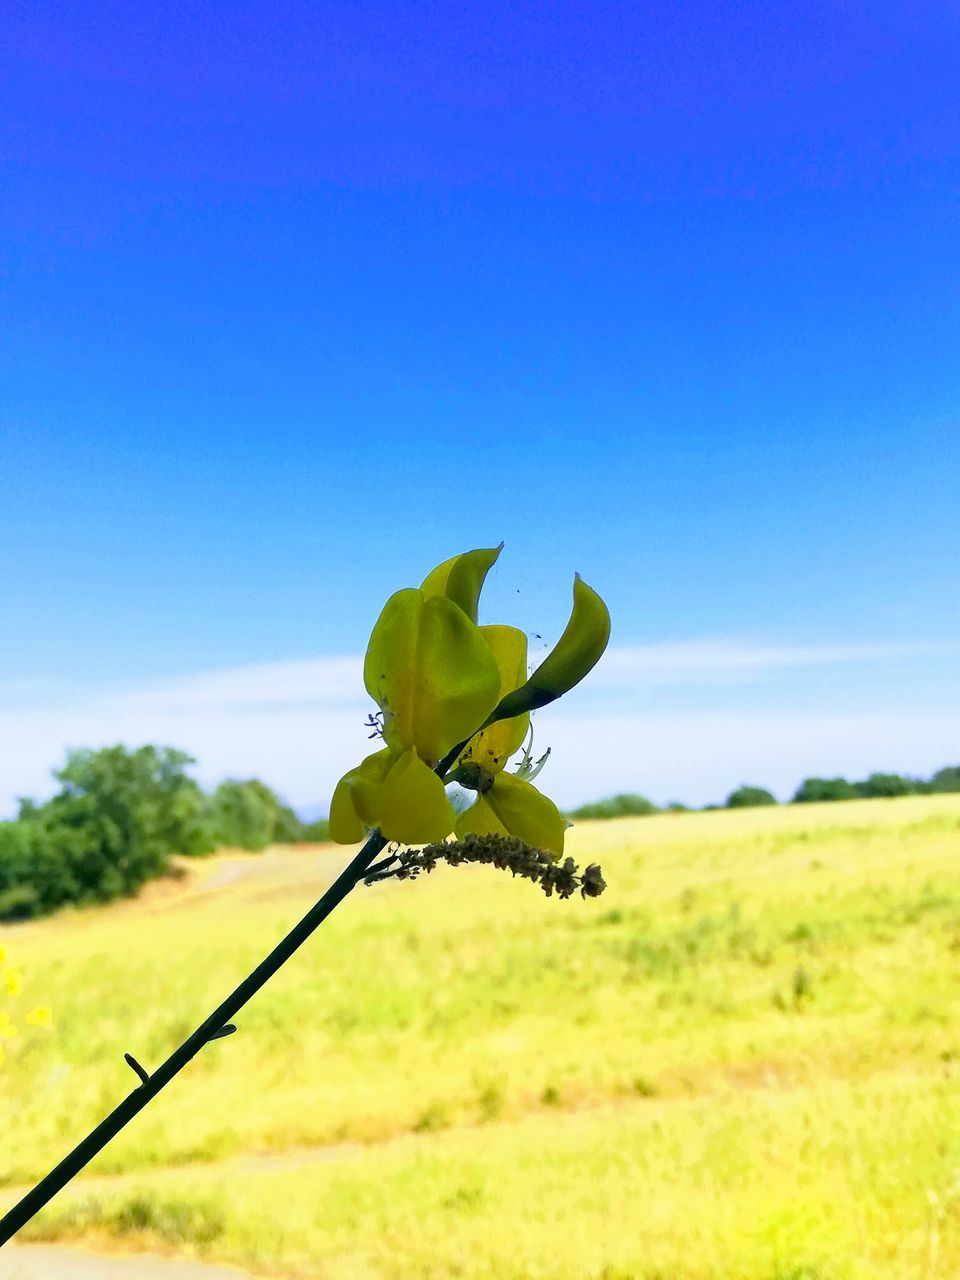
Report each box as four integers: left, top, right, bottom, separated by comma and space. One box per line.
2, 794, 960, 1278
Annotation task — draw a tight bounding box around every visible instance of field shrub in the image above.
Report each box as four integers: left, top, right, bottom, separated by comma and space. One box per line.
569, 793, 659, 820
792, 776, 858, 803
208, 778, 303, 851
852, 772, 921, 798
726, 785, 778, 808
0, 745, 310, 920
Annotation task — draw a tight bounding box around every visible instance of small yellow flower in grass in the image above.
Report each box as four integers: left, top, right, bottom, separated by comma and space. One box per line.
0, 1011, 18, 1040
26, 1006, 52, 1029
4, 966, 23, 997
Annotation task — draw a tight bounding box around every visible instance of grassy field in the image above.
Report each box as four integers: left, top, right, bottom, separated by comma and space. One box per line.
2, 794, 960, 1278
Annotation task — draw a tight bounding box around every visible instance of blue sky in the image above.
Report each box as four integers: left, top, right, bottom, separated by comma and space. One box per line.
2, 1, 958, 813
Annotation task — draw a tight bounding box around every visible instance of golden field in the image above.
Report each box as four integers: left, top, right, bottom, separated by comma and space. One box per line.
3, 794, 960, 1278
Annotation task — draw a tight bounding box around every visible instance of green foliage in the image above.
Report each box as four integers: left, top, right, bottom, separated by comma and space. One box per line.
208, 778, 303, 851
852, 772, 920, 798
0, 746, 312, 921
0, 746, 216, 920
725, 785, 777, 809
791, 776, 858, 804
300, 817, 331, 842
929, 765, 960, 793
569, 793, 659, 820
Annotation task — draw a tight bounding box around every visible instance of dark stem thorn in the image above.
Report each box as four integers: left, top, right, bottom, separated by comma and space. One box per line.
208, 1024, 237, 1041
123, 1053, 150, 1086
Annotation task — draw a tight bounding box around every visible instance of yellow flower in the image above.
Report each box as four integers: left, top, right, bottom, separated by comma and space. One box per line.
26, 1005, 53, 1029
490, 574, 611, 721
330, 545, 610, 851
330, 547, 505, 845
0, 1011, 18, 1040
452, 625, 567, 854
4, 966, 23, 997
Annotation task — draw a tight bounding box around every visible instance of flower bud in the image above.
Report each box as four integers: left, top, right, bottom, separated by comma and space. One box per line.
420, 544, 503, 623
487, 574, 610, 723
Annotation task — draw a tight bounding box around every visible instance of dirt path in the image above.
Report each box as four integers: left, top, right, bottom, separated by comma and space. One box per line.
0, 1244, 260, 1279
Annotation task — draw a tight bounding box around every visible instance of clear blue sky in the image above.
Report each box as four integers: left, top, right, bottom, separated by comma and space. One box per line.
2, 2, 958, 811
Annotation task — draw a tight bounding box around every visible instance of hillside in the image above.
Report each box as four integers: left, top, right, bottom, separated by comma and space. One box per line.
3, 795, 960, 1278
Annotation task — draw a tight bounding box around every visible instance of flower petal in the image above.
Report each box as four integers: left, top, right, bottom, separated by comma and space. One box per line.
455, 794, 509, 840
485, 772, 566, 855
328, 749, 394, 843
420, 544, 503, 623
349, 749, 394, 825
329, 773, 364, 843
378, 748, 456, 844
364, 590, 500, 764
458, 624, 529, 772
489, 575, 610, 721
363, 589, 421, 748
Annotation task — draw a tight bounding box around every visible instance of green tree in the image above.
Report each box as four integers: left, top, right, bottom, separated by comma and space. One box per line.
792, 776, 857, 804
852, 772, 918, 798
300, 817, 331, 842
929, 765, 960, 793
725, 785, 777, 808
569, 793, 659, 820
209, 779, 303, 850
1, 745, 212, 919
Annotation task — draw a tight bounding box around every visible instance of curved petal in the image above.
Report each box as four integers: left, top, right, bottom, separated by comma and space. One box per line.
458, 624, 529, 772
485, 772, 566, 855
329, 774, 364, 843
328, 748, 394, 843
364, 590, 500, 764
420, 544, 503, 623
455, 794, 509, 840
490, 575, 610, 721
349, 749, 394, 825
378, 748, 457, 845
363, 589, 421, 745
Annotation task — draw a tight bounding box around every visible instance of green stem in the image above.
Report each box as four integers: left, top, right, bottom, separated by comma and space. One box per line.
0, 830, 387, 1245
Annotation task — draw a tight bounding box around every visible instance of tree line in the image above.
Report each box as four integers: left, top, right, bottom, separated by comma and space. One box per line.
569, 764, 960, 821
0, 745, 329, 921
3, 745, 958, 922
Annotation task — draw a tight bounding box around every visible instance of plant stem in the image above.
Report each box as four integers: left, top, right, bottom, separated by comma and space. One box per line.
0, 830, 387, 1246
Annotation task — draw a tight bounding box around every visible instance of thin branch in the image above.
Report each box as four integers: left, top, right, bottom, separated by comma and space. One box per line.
0, 829, 387, 1245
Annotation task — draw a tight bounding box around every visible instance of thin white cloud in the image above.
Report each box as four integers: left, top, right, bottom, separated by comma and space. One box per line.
121, 656, 366, 711
541, 709, 960, 808
588, 639, 944, 688
0, 638, 954, 815
38, 637, 943, 714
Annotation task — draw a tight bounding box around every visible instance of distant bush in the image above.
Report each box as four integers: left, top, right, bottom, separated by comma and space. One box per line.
725, 785, 777, 809
929, 766, 960, 793
299, 818, 331, 842
208, 779, 303, 851
852, 772, 920, 799
0, 746, 215, 920
569, 793, 659, 820
0, 746, 313, 921
792, 776, 858, 804
0, 820, 63, 919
